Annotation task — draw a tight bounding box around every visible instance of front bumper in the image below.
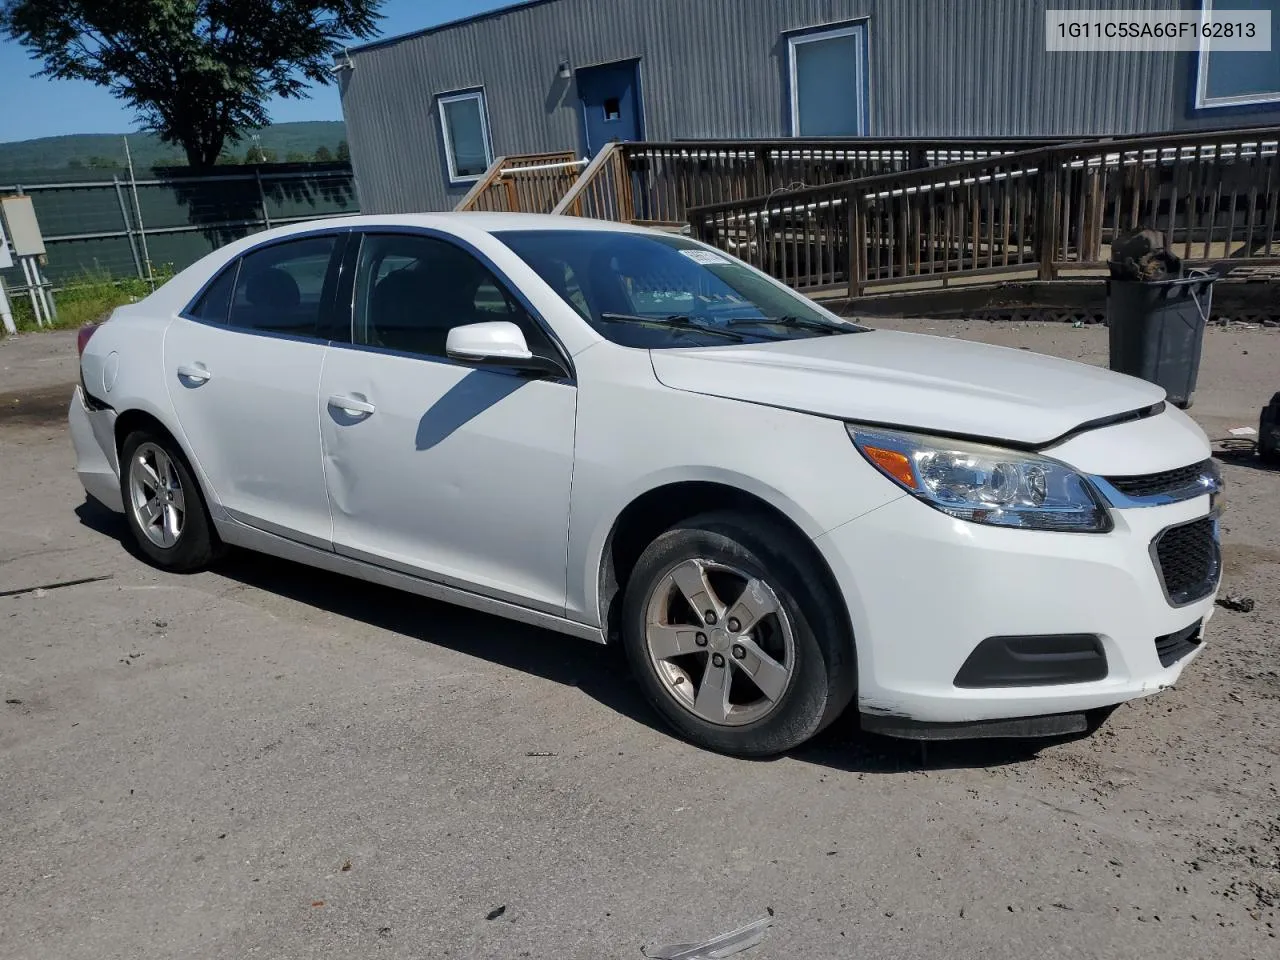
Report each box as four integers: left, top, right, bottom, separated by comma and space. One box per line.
815, 492, 1217, 728
69, 386, 123, 512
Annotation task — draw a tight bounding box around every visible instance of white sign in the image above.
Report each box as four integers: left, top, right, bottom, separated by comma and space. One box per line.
1046, 9, 1272, 52
680, 249, 731, 266
0, 196, 46, 256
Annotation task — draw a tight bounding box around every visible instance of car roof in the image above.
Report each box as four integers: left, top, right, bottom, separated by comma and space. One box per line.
274, 212, 663, 236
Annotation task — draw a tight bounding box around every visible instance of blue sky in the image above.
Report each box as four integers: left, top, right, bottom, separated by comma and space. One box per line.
0, 0, 513, 143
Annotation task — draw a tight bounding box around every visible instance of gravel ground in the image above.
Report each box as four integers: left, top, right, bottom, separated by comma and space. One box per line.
0, 323, 1277, 960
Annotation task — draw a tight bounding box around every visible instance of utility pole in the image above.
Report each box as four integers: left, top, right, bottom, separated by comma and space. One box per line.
123, 136, 155, 288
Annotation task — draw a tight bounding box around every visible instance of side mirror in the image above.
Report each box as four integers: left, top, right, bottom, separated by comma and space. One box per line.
445, 321, 565, 377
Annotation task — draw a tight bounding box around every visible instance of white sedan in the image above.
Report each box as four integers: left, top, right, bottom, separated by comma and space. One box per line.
70, 213, 1223, 756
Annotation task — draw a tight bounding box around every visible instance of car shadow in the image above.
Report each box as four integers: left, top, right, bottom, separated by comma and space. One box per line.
792, 715, 1093, 773
75, 495, 1083, 773
208, 545, 671, 738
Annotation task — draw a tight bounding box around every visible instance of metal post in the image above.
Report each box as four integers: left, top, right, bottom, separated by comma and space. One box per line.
0, 277, 15, 335
18, 257, 45, 326
255, 168, 272, 229
123, 137, 154, 286
113, 175, 144, 279
33, 258, 57, 322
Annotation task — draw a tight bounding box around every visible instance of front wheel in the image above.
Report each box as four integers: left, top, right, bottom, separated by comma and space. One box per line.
119, 429, 218, 572
621, 511, 855, 757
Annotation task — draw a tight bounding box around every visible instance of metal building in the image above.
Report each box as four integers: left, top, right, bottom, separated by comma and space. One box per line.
338, 0, 1280, 213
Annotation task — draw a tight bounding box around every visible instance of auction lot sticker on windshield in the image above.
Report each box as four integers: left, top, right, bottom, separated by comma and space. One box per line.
681, 249, 732, 266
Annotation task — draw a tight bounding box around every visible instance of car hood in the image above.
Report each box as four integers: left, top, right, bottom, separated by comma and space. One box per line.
648, 329, 1166, 446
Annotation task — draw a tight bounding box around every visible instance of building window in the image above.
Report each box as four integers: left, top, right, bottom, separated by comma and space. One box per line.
787, 22, 869, 136
437, 90, 493, 183
1195, 0, 1280, 109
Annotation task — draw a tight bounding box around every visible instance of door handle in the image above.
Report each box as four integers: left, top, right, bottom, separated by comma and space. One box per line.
176, 363, 211, 384
328, 394, 376, 418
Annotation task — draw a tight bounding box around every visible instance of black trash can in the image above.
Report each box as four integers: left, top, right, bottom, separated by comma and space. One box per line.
1106, 272, 1216, 409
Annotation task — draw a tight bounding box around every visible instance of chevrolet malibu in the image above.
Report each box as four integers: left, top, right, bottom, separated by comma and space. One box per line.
70, 213, 1223, 756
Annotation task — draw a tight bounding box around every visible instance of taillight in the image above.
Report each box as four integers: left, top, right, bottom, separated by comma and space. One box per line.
76, 323, 100, 357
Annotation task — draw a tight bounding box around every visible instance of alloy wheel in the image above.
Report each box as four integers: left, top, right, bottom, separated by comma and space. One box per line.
127, 442, 186, 549
643, 558, 796, 726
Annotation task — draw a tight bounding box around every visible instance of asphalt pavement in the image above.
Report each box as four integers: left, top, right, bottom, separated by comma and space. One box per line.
1, 323, 1276, 960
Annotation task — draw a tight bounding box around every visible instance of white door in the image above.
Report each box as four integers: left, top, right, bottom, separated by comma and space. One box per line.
318, 231, 577, 614
163, 233, 344, 548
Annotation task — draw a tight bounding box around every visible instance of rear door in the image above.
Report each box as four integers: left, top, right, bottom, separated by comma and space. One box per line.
163, 232, 346, 548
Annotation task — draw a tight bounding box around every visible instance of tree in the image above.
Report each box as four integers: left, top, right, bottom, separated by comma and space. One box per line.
286, 150, 308, 162
0, 1, 381, 167
336, 139, 349, 161
314, 144, 332, 162
67, 157, 84, 169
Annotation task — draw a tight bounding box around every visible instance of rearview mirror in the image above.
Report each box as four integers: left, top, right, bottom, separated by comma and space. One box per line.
446, 320, 534, 363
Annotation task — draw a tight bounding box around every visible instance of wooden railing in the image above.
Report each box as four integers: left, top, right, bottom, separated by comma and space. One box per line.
687, 127, 1280, 296
455, 152, 585, 213
552, 137, 1068, 225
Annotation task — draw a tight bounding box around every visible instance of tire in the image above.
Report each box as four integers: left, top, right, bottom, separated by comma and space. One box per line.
119, 428, 218, 572
620, 510, 856, 757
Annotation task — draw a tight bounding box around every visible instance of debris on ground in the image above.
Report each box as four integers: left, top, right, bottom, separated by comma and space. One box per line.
485, 905, 506, 921
644, 916, 774, 959
1216, 595, 1256, 613
1229, 426, 1259, 437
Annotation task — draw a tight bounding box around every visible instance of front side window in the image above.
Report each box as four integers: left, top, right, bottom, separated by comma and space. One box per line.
438, 90, 493, 182
227, 235, 338, 337
353, 232, 552, 360
495, 229, 864, 349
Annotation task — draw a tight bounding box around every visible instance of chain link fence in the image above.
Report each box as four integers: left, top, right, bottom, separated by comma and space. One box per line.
0, 162, 359, 293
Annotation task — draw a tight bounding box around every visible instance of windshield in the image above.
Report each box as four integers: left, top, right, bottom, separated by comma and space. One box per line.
494, 229, 867, 348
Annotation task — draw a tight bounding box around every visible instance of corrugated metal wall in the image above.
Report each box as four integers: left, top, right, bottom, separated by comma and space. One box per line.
341, 0, 1280, 213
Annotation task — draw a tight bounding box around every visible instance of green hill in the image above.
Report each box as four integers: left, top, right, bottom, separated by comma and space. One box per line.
0, 121, 349, 173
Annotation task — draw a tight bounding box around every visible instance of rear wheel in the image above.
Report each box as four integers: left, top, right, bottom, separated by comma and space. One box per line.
119, 429, 217, 571
621, 511, 855, 757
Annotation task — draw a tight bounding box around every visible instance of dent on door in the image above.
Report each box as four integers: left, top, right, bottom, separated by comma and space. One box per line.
318, 348, 576, 611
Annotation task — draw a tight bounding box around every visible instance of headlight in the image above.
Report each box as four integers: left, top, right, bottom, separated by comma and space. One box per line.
848, 427, 1112, 533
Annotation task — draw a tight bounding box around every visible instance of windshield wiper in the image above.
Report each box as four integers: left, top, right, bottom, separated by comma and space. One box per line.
723, 315, 852, 335
598, 312, 749, 342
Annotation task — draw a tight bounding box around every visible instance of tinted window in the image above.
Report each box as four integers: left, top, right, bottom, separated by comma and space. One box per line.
353, 233, 552, 360
187, 261, 238, 323
496, 229, 861, 349
227, 235, 337, 337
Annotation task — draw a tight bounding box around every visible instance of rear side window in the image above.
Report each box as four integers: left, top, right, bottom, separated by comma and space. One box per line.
187, 262, 238, 324
227, 235, 338, 337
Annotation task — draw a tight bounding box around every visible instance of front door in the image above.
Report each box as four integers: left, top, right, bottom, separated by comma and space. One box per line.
576, 59, 643, 156
163, 233, 345, 549
317, 230, 577, 615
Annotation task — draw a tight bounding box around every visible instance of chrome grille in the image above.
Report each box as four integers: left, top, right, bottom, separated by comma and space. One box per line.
1106, 460, 1214, 499
1151, 516, 1220, 606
